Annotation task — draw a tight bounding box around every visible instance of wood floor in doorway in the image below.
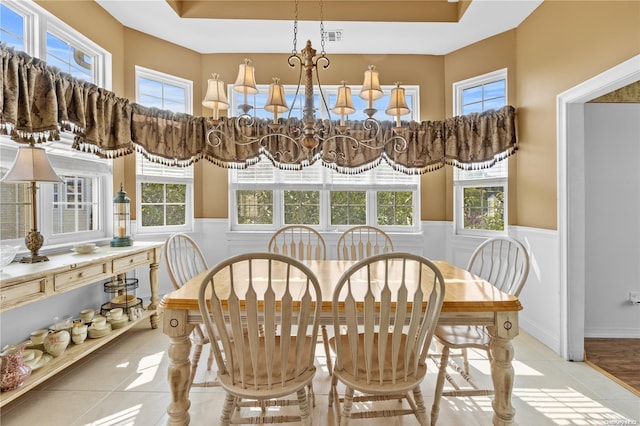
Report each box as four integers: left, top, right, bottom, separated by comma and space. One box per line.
584, 338, 640, 396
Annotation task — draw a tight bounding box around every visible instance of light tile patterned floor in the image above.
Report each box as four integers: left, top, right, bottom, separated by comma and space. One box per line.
1, 321, 638, 426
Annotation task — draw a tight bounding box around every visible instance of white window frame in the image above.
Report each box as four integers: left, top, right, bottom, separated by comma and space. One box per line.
229, 161, 420, 232
228, 83, 421, 233
1, 0, 112, 90
0, 0, 113, 248
134, 66, 194, 235
453, 68, 508, 236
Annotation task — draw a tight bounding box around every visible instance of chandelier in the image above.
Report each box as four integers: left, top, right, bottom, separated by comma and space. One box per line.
202, 0, 411, 164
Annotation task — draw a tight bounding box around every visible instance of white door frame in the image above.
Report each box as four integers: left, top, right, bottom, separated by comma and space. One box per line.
557, 54, 640, 361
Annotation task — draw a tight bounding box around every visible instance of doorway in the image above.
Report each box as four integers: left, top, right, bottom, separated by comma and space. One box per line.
558, 54, 640, 361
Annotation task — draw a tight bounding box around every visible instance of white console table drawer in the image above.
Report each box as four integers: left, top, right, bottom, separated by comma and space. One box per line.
54, 262, 110, 291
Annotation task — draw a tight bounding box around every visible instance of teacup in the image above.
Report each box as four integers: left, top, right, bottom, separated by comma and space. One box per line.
92, 316, 107, 329
71, 324, 88, 344
30, 329, 49, 345
80, 309, 95, 323
109, 308, 123, 320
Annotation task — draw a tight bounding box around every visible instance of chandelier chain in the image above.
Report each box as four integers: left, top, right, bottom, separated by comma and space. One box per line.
319, 0, 325, 55
293, 0, 299, 53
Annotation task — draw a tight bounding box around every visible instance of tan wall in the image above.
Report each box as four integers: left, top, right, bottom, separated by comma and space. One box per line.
514, 0, 640, 230
443, 30, 518, 223
35, 1, 640, 228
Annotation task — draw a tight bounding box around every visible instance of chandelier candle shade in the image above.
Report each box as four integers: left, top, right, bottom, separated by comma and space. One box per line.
201, 73, 229, 125
202, 0, 411, 163
1, 142, 62, 263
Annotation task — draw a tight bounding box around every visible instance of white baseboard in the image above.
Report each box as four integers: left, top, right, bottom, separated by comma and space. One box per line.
585, 328, 640, 339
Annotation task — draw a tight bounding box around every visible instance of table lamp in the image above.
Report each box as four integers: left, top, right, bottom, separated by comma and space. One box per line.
1, 142, 62, 263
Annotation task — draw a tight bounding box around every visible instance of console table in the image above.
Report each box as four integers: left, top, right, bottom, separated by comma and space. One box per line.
0, 241, 163, 407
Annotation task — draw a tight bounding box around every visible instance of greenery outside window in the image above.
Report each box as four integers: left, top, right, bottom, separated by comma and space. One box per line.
330, 191, 366, 225
453, 69, 508, 235
135, 66, 194, 234
230, 160, 419, 232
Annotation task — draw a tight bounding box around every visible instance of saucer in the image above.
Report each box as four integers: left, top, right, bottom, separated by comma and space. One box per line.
108, 316, 128, 329
71, 247, 97, 255
23, 349, 43, 365
26, 353, 52, 371
88, 323, 112, 338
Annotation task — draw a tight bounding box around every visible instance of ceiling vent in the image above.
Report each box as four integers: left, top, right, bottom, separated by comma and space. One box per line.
323, 30, 343, 42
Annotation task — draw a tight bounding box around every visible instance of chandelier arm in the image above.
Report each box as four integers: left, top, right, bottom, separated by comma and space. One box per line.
322, 130, 409, 153
313, 56, 332, 124
389, 134, 409, 153
319, 146, 345, 164
205, 119, 305, 163
287, 54, 304, 121
205, 127, 223, 148
258, 133, 305, 163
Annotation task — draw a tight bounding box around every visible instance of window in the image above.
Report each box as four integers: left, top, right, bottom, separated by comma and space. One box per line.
228, 83, 420, 232
453, 69, 508, 235
135, 66, 194, 234
0, 142, 112, 246
231, 160, 419, 232
0, 0, 111, 89
0, 0, 112, 247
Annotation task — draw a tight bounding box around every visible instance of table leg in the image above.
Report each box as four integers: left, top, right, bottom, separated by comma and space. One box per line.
148, 256, 160, 329
489, 311, 519, 426
164, 308, 194, 426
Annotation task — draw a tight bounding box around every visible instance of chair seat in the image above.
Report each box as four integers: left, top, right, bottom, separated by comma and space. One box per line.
330, 333, 426, 391
434, 325, 491, 350
223, 335, 316, 387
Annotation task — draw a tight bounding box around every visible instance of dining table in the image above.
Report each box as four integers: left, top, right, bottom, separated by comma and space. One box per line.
159, 258, 523, 426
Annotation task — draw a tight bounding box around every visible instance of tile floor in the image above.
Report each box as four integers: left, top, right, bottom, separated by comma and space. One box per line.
1, 320, 638, 426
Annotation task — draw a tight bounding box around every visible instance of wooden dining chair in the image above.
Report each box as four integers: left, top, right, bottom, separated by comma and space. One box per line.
329, 252, 446, 425
197, 252, 322, 425
336, 225, 394, 260
268, 225, 333, 376
430, 236, 530, 425
268, 225, 326, 261
164, 233, 217, 389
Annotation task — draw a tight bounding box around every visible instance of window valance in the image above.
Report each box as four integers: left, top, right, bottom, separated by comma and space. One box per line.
1, 45, 517, 174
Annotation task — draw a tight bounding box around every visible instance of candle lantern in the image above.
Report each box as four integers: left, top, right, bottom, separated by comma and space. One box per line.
111, 184, 133, 247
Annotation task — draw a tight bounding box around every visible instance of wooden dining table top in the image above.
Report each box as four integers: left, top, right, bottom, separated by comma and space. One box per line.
159, 259, 522, 314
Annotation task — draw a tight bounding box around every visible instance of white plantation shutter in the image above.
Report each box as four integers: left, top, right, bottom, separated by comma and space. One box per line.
136, 156, 193, 181
330, 163, 418, 189
454, 160, 506, 182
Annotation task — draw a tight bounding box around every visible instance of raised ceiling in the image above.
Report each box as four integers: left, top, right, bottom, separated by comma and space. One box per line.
95, 0, 543, 55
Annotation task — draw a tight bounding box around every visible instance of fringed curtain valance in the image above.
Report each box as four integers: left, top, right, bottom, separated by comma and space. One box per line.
0, 45, 517, 174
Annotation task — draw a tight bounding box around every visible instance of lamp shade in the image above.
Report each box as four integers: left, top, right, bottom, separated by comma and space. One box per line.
265, 78, 289, 113
202, 73, 229, 111
233, 58, 258, 95
1, 145, 62, 183
359, 65, 383, 102
332, 81, 356, 115
385, 84, 410, 117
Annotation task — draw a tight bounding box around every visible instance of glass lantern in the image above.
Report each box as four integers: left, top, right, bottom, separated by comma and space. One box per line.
110, 184, 133, 247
